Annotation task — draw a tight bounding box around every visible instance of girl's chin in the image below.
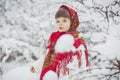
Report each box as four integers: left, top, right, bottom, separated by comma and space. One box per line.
58, 31, 65, 32
58, 30, 68, 32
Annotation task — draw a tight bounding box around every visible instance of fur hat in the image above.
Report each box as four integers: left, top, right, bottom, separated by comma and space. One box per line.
60, 5, 80, 31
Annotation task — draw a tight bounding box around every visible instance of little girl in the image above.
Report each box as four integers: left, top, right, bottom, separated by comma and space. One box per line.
30, 5, 89, 80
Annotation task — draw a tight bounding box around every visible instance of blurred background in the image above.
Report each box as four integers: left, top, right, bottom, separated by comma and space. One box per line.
0, 0, 120, 80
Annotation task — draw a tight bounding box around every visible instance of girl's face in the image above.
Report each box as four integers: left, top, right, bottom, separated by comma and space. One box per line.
56, 17, 70, 32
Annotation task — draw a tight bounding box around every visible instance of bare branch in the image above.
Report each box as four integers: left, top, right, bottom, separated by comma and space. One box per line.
76, 0, 84, 5
69, 67, 102, 78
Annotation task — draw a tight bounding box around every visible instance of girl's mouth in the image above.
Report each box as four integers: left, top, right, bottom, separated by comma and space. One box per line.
59, 27, 63, 29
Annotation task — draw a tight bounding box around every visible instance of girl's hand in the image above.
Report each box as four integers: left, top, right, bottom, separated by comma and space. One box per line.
30, 66, 35, 73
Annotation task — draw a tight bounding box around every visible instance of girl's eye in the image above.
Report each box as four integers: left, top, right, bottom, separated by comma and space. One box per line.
56, 20, 59, 23
63, 20, 67, 22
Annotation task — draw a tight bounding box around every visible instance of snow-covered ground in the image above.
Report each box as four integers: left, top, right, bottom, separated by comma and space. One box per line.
2, 66, 39, 80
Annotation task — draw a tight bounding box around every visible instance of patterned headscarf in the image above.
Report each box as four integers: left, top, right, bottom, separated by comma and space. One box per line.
60, 5, 80, 31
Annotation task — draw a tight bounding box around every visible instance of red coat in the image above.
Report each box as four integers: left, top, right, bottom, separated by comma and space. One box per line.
40, 4, 88, 80
40, 31, 89, 80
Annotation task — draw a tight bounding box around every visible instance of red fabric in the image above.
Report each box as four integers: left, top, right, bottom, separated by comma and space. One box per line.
74, 38, 89, 67
60, 5, 80, 31
47, 31, 66, 49
40, 60, 58, 80
40, 32, 89, 80
40, 51, 73, 80
40, 5, 88, 80
55, 52, 73, 76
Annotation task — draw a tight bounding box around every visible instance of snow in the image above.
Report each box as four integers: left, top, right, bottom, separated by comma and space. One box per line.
90, 32, 107, 43
84, 0, 94, 7
92, 20, 120, 59
94, 0, 113, 6
92, 36, 120, 59
2, 66, 39, 80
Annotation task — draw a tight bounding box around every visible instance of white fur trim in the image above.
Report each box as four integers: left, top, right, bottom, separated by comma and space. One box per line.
67, 56, 78, 70
76, 44, 85, 51
76, 44, 86, 69
43, 70, 58, 80
54, 34, 75, 53
80, 48, 86, 69
67, 44, 87, 70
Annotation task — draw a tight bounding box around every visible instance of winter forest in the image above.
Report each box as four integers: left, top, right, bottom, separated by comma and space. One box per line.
0, 0, 120, 80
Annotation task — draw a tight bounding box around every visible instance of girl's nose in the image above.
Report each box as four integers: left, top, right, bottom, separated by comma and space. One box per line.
58, 22, 63, 26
